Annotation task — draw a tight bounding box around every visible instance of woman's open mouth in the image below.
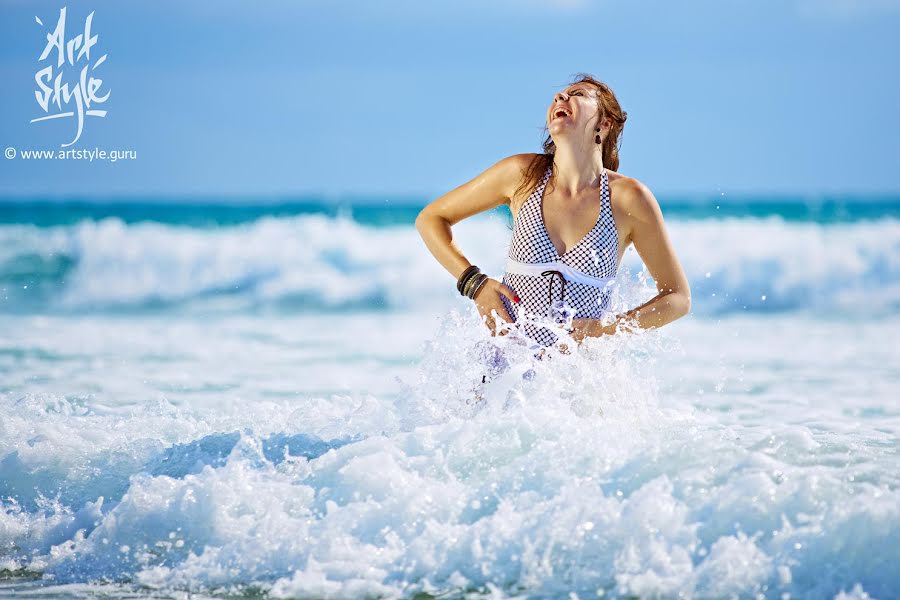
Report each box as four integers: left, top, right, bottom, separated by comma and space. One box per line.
552, 108, 572, 121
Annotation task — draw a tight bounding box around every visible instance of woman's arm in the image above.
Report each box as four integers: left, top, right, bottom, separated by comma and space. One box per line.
415, 154, 532, 281
573, 179, 692, 341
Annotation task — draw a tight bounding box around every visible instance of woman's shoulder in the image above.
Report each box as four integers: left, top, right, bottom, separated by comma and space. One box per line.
608, 171, 657, 208
487, 153, 541, 213
481, 153, 542, 199
607, 171, 665, 240
500, 152, 543, 176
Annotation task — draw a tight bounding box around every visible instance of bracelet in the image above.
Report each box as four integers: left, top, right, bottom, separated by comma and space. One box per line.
468, 274, 489, 299
459, 269, 481, 297
457, 265, 480, 294
465, 273, 487, 299
461, 271, 482, 297
463, 272, 484, 298
464, 272, 484, 298
457, 266, 480, 295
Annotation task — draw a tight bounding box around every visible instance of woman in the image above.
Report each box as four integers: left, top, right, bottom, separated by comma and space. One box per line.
415, 74, 691, 354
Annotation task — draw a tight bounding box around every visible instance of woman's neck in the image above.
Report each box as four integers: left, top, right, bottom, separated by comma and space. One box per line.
551, 140, 605, 198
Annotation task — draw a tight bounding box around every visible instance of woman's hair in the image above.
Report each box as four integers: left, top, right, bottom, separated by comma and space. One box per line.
511, 73, 628, 219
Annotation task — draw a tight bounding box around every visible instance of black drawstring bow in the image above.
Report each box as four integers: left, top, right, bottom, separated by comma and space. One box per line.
541, 269, 567, 308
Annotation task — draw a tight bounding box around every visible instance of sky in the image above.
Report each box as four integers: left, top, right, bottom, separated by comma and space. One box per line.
0, 0, 898, 199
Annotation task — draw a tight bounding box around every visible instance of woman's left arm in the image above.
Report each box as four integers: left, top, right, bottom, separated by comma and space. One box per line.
572, 180, 691, 341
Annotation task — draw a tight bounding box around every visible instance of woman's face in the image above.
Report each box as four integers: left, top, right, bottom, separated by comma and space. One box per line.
547, 83, 599, 138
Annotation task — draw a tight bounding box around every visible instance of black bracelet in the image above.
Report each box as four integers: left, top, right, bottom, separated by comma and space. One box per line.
459, 271, 479, 296
457, 265, 480, 294
458, 267, 482, 297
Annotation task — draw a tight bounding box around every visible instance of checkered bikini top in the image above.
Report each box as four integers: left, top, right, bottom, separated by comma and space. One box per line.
500, 163, 620, 348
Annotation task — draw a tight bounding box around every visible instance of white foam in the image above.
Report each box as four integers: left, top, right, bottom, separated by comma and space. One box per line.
1, 312, 898, 598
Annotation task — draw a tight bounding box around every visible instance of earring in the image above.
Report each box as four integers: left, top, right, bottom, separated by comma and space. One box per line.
595, 126, 602, 144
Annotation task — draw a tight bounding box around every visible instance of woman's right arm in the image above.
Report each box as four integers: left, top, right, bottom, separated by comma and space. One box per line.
415, 153, 532, 333
415, 153, 531, 282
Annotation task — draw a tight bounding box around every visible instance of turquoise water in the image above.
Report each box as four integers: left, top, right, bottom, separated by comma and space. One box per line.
1, 194, 898, 228
1, 196, 898, 599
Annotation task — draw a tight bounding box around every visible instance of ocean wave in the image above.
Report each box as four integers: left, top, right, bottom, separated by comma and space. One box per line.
0, 215, 898, 316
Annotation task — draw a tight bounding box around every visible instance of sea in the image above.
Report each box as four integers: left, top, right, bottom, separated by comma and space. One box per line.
0, 193, 898, 599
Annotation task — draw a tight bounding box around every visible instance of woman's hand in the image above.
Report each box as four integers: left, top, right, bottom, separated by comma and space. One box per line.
567, 318, 594, 346
568, 318, 610, 344
555, 318, 602, 353
473, 278, 520, 336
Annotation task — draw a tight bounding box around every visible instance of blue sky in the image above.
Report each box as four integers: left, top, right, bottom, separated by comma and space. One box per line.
0, 0, 898, 198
